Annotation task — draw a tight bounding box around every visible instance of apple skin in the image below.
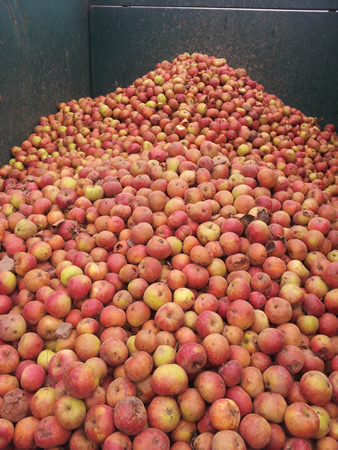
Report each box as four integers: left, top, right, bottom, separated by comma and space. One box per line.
155, 302, 185, 332
212, 430, 246, 450
300, 370, 333, 405
17, 331, 44, 360
63, 361, 99, 399
274, 344, 305, 375
311, 405, 331, 440
177, 388, 206, 423
132, 428, 170, 450
182, 263, 210, 289
210, 398, 241, 431
202, 333, 229, 366
225, 386, 253, 417
99, 337, 128, 367
239, 413, 272, 449
153, 344, 176, 367
67, 274, 92, 301
0, 344, 20, 375
193, 431, 214, 449
152, 364, 188, 396
148, 396, 181, 433
44, 291, 72, 319
69, 427, 101, 449
329, 371, 338, 404
143, 282, 172, 310
227, 299, 255, 330
263, 364, 293, 397
30, 386, 56, 419
53, 394, 86, 430
240, 366, 264, 399
13, 416, 40, 449
0, 313, 26, 341
14, 252, 37, 276
0, 418, 14, 449
123, 351, 153, 382
114, 396, 147, 436
257, 327, 285, 354
20, 363, 46, 392
284, 402, 320, 439
218, 360, 243, 387
263, 422, 286, 450
194, 371, 226, 403
84, 404, 115, 444
34, 415, 71, 448
106, 377, 136, 407
48, 349, 79, 383
253, 391, 287, 423
196, 310, 223, 337
176, 342, 207, 374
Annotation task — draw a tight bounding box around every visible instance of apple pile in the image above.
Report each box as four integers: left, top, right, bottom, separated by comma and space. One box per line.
0, 52, 337, 450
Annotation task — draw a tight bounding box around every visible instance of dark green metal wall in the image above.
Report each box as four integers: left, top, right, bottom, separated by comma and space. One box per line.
1, 1, 337, 164
0, 0, 91, 164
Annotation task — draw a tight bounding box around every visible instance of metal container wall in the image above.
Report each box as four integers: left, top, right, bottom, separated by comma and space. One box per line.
0, 0, 91, 163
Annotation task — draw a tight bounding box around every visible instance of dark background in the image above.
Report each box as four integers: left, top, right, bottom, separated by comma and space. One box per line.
1, 0, 338, 164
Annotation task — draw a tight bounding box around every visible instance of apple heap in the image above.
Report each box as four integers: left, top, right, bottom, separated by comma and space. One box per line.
0, 52, 337, 449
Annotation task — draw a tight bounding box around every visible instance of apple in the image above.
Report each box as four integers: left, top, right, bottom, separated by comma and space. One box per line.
20, 363, 46, 391
0, 344, 20, 375
84, 404, 115, 443
153, 344, 176, 367
143, 282, 172, 310
284, 402, 320, 439
1, 388, 29, 422
177, 388, 206, 423
257, 328, 285, 354
30, 386, 56, 419
155, 302, 185, 332
148, 396, 181, 433
194, 371, 226, 403
13, 416, 40, 449
124, 351, 153, 382
0, 313, 26, 341
69, 428, 100, 449
175, 342, 207, 374
133, 428, 170, 450
152, 364, 188, 396
48, 349, 79, 383
263, 365, 293, 397
99, 337, 128, 367
311, 405, 331, 440
63, 361, 99, 399
212, 430, 246, 450
0, 418, 14, 449
239, 413, 272, 449
300, 370, 333, 405
253, 391, 287, 423
114, 396, 147, 436
240, 366, 264, 399
34, 415, 71, 448
225, 386, 253, 417
53, 394, 86, 429
209, 398, 241, 431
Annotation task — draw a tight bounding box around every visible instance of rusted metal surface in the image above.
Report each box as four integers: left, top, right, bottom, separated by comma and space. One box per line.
0, 0, 91, 164
89, 5, 338, 126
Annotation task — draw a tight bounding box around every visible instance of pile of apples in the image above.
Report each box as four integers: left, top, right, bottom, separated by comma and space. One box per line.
0, 52, 337, 449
